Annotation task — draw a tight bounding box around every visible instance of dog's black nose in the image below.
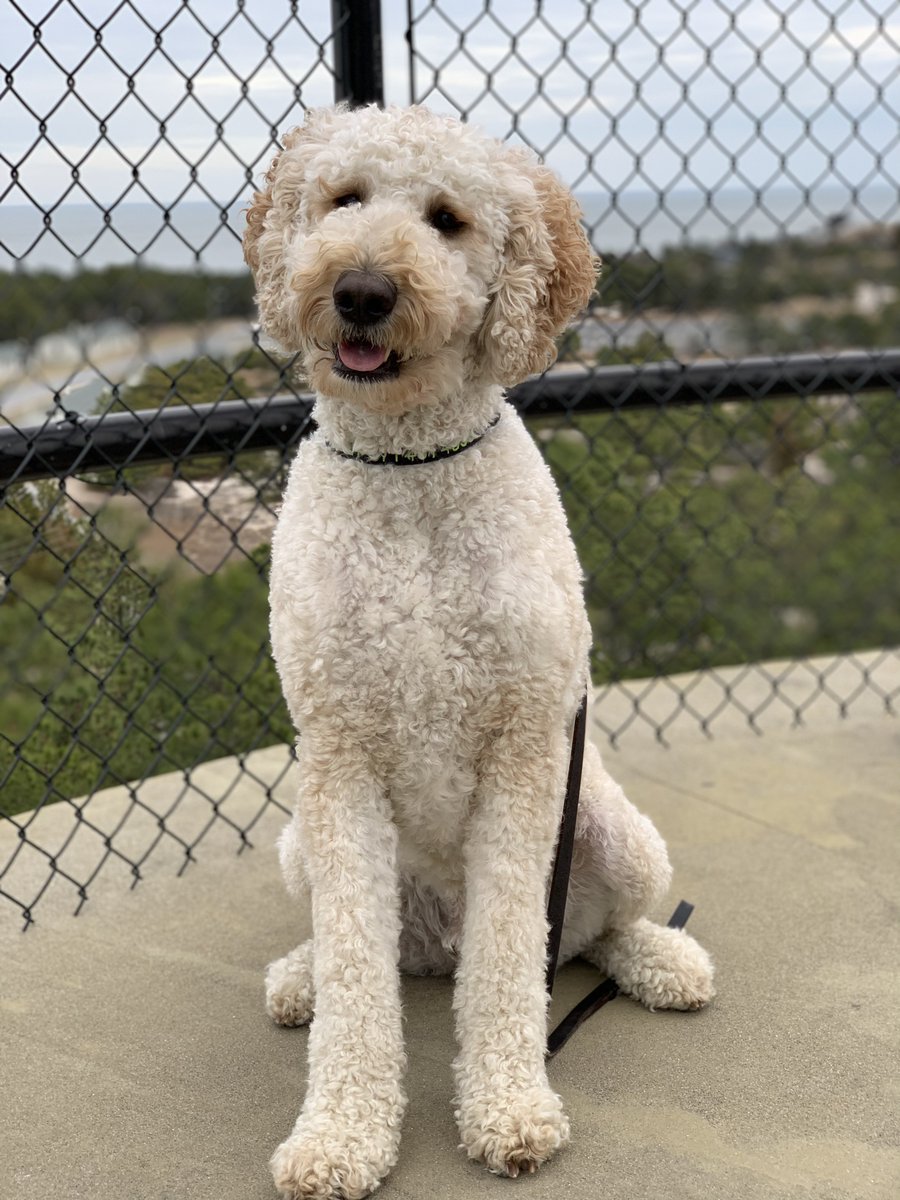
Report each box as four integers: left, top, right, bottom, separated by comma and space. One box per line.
333, 270, 397, 326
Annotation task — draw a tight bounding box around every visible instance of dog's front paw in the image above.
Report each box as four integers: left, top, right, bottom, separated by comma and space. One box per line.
270, 1125, 398, 1200
456, 1086, 570, 1177
266, 942, 315, 1027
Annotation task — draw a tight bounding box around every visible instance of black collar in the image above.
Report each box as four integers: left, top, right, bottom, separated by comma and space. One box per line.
325, 414, 501, 466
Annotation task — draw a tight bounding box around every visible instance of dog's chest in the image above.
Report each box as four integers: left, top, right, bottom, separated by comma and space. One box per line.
269, 448, 577, 734
276, 495, 517, 703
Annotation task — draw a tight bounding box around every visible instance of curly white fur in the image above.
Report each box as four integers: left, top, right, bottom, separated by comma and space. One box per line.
243, 104, 714, 1200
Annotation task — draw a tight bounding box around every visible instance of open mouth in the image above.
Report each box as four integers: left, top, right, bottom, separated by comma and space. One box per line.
333, 340, 400, 381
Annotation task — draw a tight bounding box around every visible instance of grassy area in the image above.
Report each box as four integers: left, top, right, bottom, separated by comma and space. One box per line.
533, 393, 900, 677
0, 487, 292, 817
86, 346, 296, 488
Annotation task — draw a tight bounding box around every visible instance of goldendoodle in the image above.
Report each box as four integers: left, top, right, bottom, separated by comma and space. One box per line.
243, 103, 714, 1200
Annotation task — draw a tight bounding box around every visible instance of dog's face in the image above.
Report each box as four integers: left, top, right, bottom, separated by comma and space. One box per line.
244, 105, 597, 415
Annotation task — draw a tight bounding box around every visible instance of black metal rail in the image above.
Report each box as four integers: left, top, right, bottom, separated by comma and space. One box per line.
0, 396, 314, 488
2, 352, 898, 488
513, 351, 900, 414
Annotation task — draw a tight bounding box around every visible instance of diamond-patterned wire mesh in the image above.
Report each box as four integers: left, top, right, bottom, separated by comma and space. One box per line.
1, 1, 899, 924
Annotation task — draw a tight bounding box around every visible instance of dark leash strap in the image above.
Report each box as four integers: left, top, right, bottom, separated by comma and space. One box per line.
544, 692, 588, 994
543, 692, 696, 1057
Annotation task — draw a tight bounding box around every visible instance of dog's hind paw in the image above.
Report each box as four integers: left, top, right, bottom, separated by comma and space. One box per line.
591, 919, 715, 1012
457, 1086, 569, 1177
266, 941, 315, 1027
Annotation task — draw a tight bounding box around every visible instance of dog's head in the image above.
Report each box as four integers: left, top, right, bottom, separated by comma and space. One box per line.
244, 105, 597, 414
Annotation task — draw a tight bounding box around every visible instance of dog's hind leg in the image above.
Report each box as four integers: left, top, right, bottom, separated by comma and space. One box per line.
266, 940, 315, 1026
556, 740, 671, 951
568, 742, 714, 1011
265, 817, 315, 1027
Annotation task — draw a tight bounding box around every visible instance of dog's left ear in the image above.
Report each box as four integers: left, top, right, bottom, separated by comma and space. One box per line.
481, 157, 599, 386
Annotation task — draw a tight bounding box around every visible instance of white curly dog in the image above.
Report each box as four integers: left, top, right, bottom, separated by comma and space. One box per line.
243, 104, 714, 1200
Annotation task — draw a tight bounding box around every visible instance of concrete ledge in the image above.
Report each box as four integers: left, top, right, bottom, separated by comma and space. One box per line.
593, 648, 899, 744
2, 699, 898, 1199
0, 744, 297, 925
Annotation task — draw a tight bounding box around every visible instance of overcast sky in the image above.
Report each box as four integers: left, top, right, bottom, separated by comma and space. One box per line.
2, 0, 898, 212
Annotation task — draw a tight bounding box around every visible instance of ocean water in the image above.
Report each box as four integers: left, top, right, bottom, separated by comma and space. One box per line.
1, 184, 896, 277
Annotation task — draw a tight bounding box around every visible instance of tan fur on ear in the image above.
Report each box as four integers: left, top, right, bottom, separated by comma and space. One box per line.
482, 156, 599, 386
243, 153, 279, 273
242, 122, 317, 274
532, 167, 600, 355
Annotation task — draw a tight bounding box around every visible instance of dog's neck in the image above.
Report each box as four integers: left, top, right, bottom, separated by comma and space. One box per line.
312, 382, 506, 463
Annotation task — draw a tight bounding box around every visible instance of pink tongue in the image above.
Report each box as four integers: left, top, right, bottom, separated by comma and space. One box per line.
339, 341, 389, 373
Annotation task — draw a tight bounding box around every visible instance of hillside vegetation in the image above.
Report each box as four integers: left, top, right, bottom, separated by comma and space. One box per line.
0, 265, 254, 342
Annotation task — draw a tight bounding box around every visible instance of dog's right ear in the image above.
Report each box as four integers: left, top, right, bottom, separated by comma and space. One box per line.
242, 125, 306, 275
242, 151, 280, 276
243, 106, 350, 275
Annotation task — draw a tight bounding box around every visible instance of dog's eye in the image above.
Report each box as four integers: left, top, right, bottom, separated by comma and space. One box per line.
333, 193, 362, 208
430, 208, 465, 235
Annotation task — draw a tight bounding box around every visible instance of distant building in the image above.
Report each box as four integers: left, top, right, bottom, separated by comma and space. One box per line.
853, 282, 898, 316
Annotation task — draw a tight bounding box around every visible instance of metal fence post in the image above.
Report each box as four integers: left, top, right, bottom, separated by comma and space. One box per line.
331, 0, 384, 107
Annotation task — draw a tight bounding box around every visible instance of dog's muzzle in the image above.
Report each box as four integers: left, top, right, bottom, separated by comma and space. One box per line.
332, 270, 400, 380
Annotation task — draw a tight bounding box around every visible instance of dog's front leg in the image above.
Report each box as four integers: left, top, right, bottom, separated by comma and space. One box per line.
271, 748, 405, 1200
453, 720, 570, 1178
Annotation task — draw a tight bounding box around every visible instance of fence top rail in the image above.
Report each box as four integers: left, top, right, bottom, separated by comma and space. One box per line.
1, 350, 898, 487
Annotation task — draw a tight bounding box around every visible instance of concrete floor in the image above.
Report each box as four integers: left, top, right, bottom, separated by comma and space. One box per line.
2, 691, 898, 1200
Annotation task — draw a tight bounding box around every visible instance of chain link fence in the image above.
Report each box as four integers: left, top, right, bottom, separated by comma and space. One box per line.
2, 0, 898, 924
